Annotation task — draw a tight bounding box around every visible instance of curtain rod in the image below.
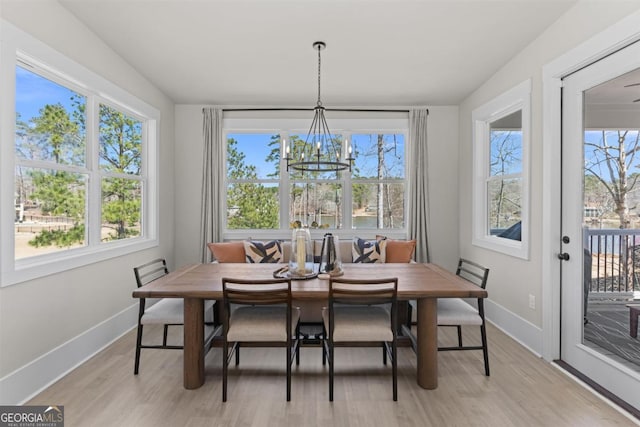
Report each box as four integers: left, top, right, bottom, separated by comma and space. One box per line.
202, 107, 428, 114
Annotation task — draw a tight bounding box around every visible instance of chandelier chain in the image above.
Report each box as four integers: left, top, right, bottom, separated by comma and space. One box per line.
317, 45, 322, 107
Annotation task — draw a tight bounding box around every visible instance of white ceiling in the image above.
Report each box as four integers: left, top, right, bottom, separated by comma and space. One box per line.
59, 0, 578, 106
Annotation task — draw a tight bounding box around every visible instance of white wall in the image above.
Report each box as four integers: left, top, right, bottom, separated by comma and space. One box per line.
0, 2, 175, 403
458, 1, 640, 351
174, 105, 460, 270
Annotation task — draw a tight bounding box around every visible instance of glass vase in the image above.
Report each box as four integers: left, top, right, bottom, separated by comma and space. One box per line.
289, 228, 313, 277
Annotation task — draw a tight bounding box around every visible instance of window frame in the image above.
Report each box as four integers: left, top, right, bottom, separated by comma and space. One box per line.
1, 21, 160, 286
221, 114, 409, 241
472, 79, 531, 259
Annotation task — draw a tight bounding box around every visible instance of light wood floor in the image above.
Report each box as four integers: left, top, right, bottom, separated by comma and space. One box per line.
27, 323, 638, 426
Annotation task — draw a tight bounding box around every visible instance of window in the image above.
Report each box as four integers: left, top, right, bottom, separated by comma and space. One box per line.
226, 133, 280, 229
488, 111, 523, 237
351, 133, 405, 229
472, 80, 531, 259
98, 104, 143, 241
15, 66, 88, 258
2, 23, 159, 285
222, 115, 408, 239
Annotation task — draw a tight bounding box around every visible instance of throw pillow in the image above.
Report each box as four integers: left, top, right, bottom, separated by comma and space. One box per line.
376, 235, 417, 263
352, 237, 387, 263
385, 239, 417, 263
207, 242, 246, 263
243, 240, 284, 263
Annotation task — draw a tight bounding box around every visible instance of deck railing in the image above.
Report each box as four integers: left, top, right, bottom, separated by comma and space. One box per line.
584, 228, 640, 293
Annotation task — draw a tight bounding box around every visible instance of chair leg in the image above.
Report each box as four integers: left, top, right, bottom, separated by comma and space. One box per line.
457, 325, 463, 347
382, 343, 387, 365
329, 343, 334, 402
134, 324, 144, 375
287, 343, 292, 401
222, 340, 228, 402
205, 302, 216, 327
163, 324, 169, 346
392, 340, 398, 402
235, 345, 240, 366
480, 323, 490, 376
322, 325, 327, 366
296, 323, 301, 366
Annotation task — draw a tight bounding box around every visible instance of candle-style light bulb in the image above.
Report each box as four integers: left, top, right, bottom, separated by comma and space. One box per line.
348, 145, 352, 155
301, 152, 305, 160
317, 142, 321, 151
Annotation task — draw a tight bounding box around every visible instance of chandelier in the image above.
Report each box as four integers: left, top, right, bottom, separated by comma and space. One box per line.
285, 41, 354, 173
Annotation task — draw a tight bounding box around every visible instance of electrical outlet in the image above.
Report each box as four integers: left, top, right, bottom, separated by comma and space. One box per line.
529, 294, 535, 310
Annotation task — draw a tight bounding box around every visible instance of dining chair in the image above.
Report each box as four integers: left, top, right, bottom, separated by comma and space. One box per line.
322, 277, 398, 401
221, 277, 301, 402
437, 258, 490, 376
133, 258, 215, 374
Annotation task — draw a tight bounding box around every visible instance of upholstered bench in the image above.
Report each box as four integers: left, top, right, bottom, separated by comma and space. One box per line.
207, 237, 416, 325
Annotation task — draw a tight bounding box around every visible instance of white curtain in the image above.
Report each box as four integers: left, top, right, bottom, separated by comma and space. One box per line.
408, 109, 430, 263
200, 108, 224, 263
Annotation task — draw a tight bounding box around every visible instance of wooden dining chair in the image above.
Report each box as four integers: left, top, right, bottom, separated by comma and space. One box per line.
322, 277, 398, 401
221, 277, 301, 402
133, 258, 216, 374
437, 258, 490, 376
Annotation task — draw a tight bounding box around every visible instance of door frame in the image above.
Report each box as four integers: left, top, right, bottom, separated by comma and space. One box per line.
542, 10, 640, 362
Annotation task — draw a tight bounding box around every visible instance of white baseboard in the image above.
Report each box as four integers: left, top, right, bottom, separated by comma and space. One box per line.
485, 298, 543, 357
0, 304, 138, 405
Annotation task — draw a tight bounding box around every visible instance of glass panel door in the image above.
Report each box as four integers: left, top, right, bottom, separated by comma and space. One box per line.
561, 41, 640, 410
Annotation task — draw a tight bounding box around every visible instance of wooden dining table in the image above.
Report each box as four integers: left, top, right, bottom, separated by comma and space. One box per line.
132, 262, 487, 390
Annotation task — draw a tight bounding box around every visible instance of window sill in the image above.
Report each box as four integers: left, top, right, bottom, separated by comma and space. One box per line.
472, 235, 529, 260
1, 237, 158, 287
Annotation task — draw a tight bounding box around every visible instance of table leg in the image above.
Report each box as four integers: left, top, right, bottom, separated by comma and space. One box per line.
630, 307, 639, 338
184, 297, 204, 389
417, 297, 438, 389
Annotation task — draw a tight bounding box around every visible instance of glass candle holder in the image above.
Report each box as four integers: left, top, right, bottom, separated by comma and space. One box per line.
319, 232, 343, 276
289, 228, 313, 277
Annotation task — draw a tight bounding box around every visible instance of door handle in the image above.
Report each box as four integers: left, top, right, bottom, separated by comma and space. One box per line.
557, 252, 570, 261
